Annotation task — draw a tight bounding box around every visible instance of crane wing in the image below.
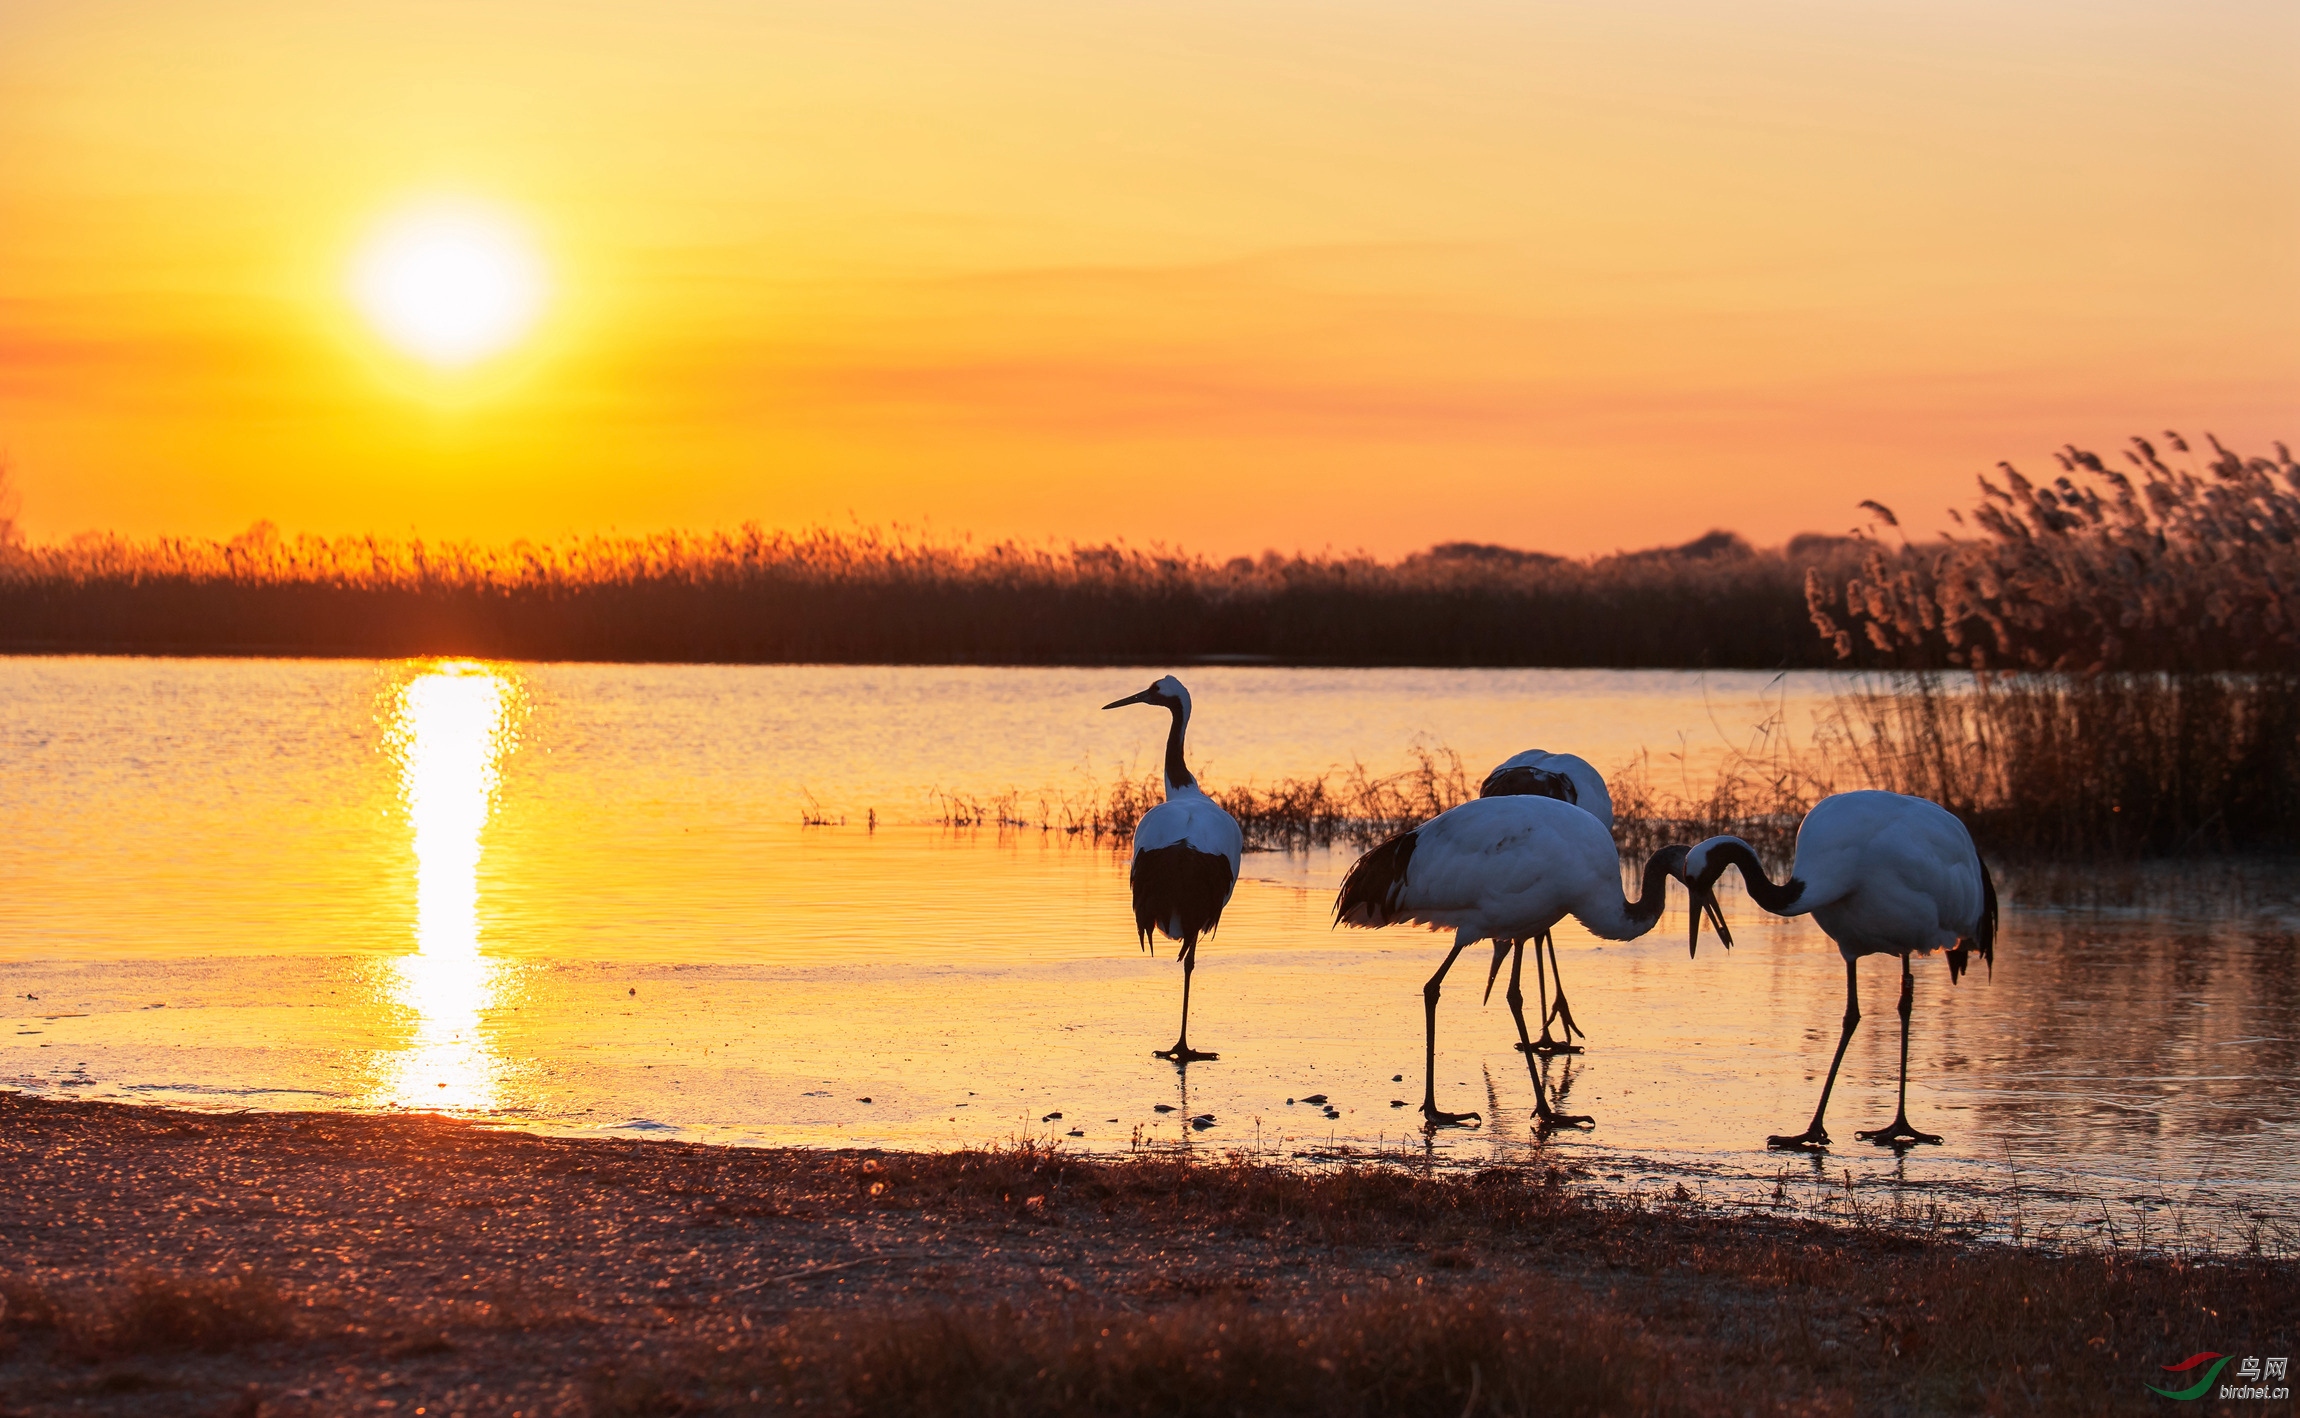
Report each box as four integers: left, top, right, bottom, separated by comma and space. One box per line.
1133, 791, 1243, 881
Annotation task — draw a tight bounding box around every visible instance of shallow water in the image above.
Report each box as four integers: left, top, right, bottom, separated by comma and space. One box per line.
3, 657, 2295, 1249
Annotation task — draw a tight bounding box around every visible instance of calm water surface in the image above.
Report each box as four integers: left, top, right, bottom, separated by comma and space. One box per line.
3, 658, 2295, 1247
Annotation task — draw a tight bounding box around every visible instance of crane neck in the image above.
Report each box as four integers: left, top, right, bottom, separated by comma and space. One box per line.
1698, 837, 1804, 913
1162, 701, 1198, 796
1626, 845, 1688, 927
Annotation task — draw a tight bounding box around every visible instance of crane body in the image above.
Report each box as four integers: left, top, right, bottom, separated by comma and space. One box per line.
1687, 790, 1998, 1149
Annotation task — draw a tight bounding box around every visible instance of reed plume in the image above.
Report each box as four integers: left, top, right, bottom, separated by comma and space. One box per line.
1808, 434, 2300, 672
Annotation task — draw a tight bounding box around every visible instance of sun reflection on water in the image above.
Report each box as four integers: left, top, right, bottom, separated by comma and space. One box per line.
373, 662, 518, 1111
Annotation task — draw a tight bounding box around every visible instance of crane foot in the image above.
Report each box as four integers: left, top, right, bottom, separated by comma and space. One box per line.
1533, 1107, 1594, 1131
1856, 1117, 1942, 1148
1153, 1045, 1219, 1062
1766, 1127, 1831, 1151
1420, 1106, 1482, 1130
1515, 1039, 1585, 1056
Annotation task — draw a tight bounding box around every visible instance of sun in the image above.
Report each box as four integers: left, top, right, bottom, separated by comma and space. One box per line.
350, 202, 547, 369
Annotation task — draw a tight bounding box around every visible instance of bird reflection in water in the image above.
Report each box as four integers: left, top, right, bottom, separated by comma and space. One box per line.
372, 662, 518, 1112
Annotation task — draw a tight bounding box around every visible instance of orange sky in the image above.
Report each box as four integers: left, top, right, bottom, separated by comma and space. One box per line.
1, 0, 2294, 556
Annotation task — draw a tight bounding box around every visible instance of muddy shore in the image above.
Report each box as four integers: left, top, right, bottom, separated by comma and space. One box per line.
0, 1093, 2289, 1416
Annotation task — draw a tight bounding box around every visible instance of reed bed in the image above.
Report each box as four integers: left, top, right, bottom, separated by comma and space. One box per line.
1833, 670, 2300, 858
0, 515, 1863, 667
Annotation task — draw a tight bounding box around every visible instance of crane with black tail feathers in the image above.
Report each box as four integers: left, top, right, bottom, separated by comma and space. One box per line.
1474, 749, 1617, 1055
1105, 675, 1243, 1063
1335, 794, 1719, 1130
1685, 789, 1999, 1151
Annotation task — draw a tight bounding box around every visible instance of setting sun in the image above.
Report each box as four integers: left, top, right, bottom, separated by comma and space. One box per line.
349, 202, 545, 370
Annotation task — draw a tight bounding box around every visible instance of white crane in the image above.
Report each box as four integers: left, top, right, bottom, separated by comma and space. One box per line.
1685, 790, 1998, 1150
1475, 749, 1615, 1054
1335, 794, 1713, 1129
1104, 675, 1243, 1063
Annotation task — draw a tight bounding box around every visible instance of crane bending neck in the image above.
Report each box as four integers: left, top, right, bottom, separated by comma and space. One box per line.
1162, 702, 1197, 795
1623, 845, 1687, 933
1702, 837, 1804, 913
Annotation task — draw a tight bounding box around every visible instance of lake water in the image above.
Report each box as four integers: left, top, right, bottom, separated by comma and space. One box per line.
4, 657, 2295, 1251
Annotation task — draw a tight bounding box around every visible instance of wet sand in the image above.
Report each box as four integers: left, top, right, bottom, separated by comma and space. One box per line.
1, 1093, 2293, 1416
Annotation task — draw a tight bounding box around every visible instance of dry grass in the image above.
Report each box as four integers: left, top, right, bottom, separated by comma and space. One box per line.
936, 719, 1823, 867
1, 1271, 292, 1360
936, 746, 1481, 851
585, 1287, 1658, 1418
575, 1146, 2298, 1417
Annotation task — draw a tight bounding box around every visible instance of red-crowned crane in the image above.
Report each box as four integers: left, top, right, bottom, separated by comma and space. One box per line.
1104, 675, 1243, 1063
1476, 749, 1616, 1054
1686, 790, 1998, 1150
1335, 794, 1714, 1129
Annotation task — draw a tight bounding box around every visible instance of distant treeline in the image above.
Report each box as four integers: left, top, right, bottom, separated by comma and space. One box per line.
0, 521, 1871, 667
0, 433, 2288, 671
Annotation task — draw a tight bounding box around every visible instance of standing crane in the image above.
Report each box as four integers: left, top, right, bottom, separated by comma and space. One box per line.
1475, 749, 1615, 1054
1685, 790, 1998, 1149
1104, 675, 1243, 1063
1335, 794, 1713, 1129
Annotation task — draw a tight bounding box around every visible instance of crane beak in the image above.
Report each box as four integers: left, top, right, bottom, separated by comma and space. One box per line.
1102, 688, 1156, 710
1688, 882, 1732, 958
1481, 938, 1513, 1005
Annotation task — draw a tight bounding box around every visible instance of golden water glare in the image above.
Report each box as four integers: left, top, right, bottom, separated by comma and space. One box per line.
372, 663, 517, 1110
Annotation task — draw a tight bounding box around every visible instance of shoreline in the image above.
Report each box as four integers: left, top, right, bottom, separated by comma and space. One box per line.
12, 1078, 2294, 1262
1, 1093, 2291, 1415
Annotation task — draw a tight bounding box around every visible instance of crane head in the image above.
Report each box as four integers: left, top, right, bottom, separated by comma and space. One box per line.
1103, 675, 1190, 715
1681, 843, 1737, 957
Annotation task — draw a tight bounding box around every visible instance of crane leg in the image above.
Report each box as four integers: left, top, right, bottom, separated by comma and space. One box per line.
1769, 955, 1861, 1150
1420, 933, 1481, 1128
1518, 931, 1586, 1055
1857, 954, 1942, 1147
1153, 935, 1218, 1063
1503, 939, 1592, 1129
1531, 936, 1559, 1051
1545, 933, 1588, 1046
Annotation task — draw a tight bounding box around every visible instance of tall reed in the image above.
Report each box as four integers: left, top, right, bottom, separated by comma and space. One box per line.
1794, 433, 2300, 858
1809, 434, 2300, 672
